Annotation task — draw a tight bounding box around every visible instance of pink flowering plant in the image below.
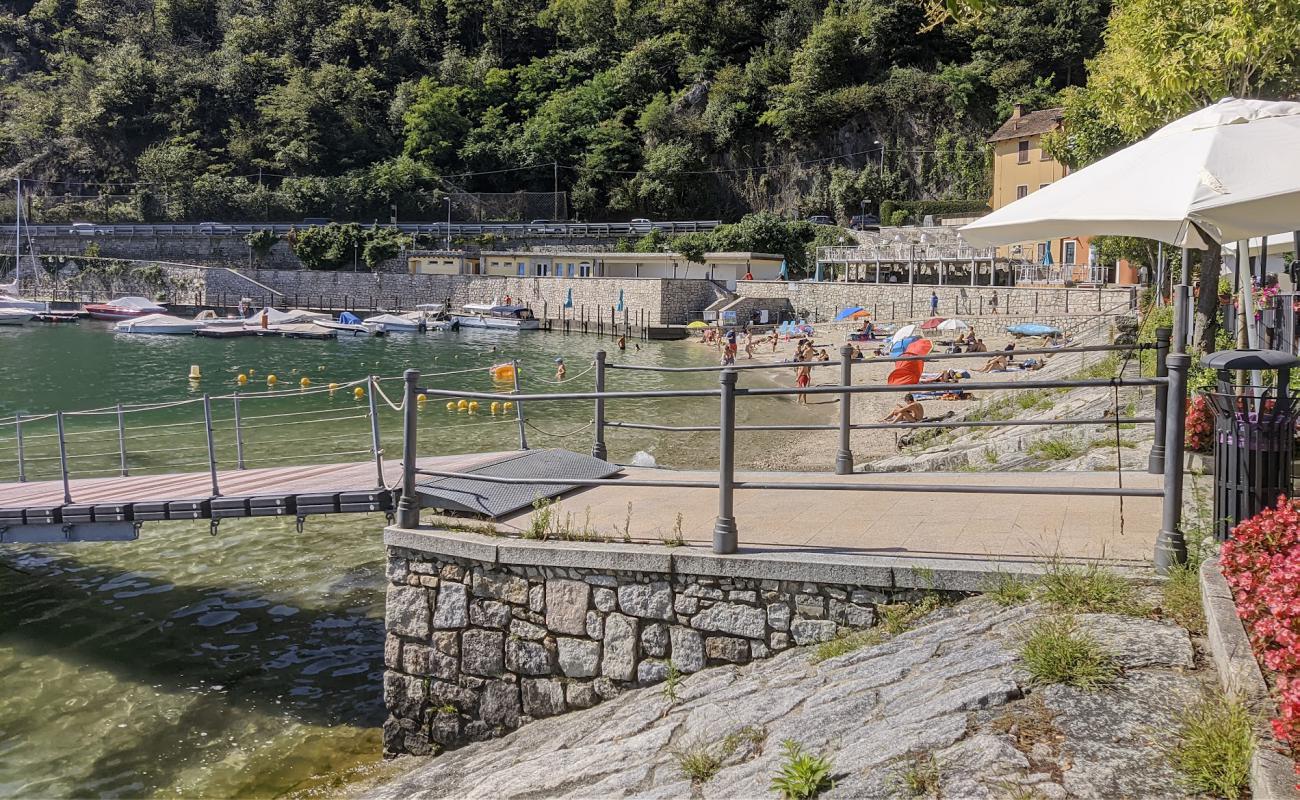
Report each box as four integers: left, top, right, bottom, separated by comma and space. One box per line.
1220, 496, 1300, 750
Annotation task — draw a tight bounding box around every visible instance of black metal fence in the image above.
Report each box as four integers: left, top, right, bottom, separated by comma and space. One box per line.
397, 340, 1190, 569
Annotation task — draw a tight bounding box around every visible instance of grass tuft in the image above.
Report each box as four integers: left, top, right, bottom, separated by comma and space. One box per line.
673, 745, 722, 785
893, 754, 941, 798
1037, 562, 1141, 614
811, 628, 884, 663
880, 594, 942, 634
1027, 435, 1084, 461
770, 739, 834, 800
986, 571, 1034, 606
1019, 615, 1117, 689
1170, 693, 1254, 800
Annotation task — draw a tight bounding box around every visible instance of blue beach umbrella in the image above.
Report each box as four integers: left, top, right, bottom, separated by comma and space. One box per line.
1042, 244, 1054, 266
563, 287, 573, 308
835, 306, 865, 321
616, 289, 625, 312
779, 259, 789, 280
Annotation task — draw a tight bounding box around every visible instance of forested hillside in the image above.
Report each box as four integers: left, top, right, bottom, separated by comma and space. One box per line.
0, 0, 1107, 223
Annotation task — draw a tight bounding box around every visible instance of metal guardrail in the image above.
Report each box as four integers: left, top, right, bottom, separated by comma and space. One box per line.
395, 339, 1191, 569
23, 220, 722, 238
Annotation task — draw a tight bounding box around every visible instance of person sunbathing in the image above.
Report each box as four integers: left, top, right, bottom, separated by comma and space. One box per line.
883, 394, 924, 423
920, 369, 960, 384
977, 354, 1009, 372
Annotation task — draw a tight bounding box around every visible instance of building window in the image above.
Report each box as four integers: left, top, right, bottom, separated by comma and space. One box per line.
1017, 140, 1029, 164
579, 262, 592, 277
1016, 185, 1028, 200
1063, 241, 1077, 264
517, 262, 526, 276
1039, 183, 1050, 190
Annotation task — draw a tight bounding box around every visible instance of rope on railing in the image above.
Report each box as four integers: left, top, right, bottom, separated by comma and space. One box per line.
372, 379, 406, 412
525, 419, 595, 438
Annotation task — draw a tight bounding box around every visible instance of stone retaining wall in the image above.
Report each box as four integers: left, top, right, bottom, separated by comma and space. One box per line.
382, 542, 903, 757
201, 270, 729, 326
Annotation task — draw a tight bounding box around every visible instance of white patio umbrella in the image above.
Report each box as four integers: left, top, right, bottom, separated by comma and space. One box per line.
937, 318, 970, 332
890, 324, 919, 342
961, 98, 1300, 250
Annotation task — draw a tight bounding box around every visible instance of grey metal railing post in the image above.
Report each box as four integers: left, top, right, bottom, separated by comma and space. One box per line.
233, 391, 246, 469
368, 375, 385, 488
56, 411, 71, 504
396, 369, 421, 528
1155, 353, 1189, 572
203, 394, 220, 497
14, 412, 24, 483
1147, 327, 1170, 474
116, 403, 129, 476
512, 359, 529, 450
592, 351, 608, 460
713, 368, 739, 554
836, 344, 854, 474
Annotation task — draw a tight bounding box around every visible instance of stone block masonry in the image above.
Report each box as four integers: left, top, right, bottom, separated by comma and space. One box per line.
381, 543, 915, 757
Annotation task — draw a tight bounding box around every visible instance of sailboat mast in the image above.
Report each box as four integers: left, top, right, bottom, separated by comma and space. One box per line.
13, 176, 20, 288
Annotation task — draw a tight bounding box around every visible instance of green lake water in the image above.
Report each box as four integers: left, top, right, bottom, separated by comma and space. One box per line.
0, 321, 808, 798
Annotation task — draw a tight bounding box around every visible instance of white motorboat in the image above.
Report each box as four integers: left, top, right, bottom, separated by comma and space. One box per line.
451, 303, 541, 330
84, 296, 167, 321
363, 313, 422, 333
313, 312, 379, 336
0, 309, 33, 325
114, 313, 204, 334
0, 293, 48, 313
194, 310, 247, 327
402, 303, 458, 331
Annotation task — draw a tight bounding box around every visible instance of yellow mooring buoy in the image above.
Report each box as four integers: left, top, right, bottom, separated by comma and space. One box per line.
353, 386, 365, 399
188, 364, 202, 381
266, 374, 278, 386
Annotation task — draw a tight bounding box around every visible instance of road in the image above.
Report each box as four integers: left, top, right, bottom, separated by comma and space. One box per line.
22, 220, 722, 239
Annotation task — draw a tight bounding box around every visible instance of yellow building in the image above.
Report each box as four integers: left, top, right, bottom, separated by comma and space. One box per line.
408, 251, 476, 275
988, 104, 1092, 279
475, 251, 784, 289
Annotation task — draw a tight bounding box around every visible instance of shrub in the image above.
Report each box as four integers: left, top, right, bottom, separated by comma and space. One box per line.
1019, 615, 1117, 689
1185, 394, 1213, 454
770, 740, 834, 800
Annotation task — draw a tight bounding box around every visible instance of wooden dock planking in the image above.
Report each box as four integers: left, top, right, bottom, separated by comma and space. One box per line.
0, 451, 519, 509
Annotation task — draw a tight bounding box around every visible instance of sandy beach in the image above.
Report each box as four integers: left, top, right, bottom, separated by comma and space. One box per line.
686, 319, 1085, 472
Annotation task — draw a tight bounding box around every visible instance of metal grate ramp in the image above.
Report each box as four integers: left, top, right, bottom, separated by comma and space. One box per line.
413, 449, 621, 518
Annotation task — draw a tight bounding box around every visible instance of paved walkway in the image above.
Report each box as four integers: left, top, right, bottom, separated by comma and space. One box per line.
495, 469, 1163, 565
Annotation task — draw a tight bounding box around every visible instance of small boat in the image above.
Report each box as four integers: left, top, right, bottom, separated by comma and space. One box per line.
0, 309, 33, 325
32, 312, 80, 323
0, 294, 48, 313
84, 296, 166, 321
114, 313, 204, 335
1006, 323, 1063, 337
403, 303, 458, 332
314, 311, 381, 336
451, 303, 541, 330
194, 310, 246, 327
363, 313, 422, 333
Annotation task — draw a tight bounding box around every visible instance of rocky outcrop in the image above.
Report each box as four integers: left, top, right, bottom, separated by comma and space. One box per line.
365, 598, 1207, 799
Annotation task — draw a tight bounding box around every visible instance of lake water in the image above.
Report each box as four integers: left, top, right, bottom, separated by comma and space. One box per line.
0, 321, 808, 797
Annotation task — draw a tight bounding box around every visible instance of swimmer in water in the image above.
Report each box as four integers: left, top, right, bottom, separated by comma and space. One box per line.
555, 358, 566, 381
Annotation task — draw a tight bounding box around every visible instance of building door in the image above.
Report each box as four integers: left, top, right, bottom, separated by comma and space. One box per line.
1063, 240, 1077, 265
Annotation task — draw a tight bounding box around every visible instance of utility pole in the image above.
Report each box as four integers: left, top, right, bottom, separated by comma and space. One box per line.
14, 177, 20, 288
445, 195, 452, 251
553, 161, 559, 220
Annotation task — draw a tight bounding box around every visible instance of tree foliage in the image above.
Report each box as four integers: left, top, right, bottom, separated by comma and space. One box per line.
2, 0, 1109, 222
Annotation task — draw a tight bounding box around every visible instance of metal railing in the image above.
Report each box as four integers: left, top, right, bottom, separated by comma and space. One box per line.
396, 338, 1190, 569
21, 220, 722, 239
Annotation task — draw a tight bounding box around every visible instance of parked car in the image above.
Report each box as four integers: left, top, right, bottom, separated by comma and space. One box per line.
197, 221, 233, 235
807, 215, 834, 225
69, 221, 98, 235
301, 217, 331, 226
630, 217, 653, 232
529, 219, 563, 233
850, 214, 880, 230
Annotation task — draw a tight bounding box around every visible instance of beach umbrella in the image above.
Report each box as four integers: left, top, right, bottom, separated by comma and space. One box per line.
779, 259, 789, 280
961, 98, 1300, 249
890, 324, 919, 342
563, 287, 573, 309
835, 306, 865, 321
919, 317, 947, 330
616, 289, 625, 312
849, 309, 871, 319
686, 320, 709, 329
938, 318, 970, 332
1042, 244, 1053, 265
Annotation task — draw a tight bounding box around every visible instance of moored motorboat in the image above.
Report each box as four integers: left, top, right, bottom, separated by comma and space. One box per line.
450, 303, 540, 330
363, 313, 422, 333
114, 313, 204, 334
0, 294, 48, 313
0, 309, 33, 325
314, 311, 380, 336
84, 296, 166, 321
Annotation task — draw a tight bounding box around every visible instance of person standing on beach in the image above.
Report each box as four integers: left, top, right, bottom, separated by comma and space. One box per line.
795, 362, 812, 404
930, 291, 939, 317
744, 332, 756, 359
989, 293, 998, 314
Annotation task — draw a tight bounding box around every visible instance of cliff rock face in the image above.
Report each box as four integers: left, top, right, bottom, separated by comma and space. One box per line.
364, 597, 1206, 799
